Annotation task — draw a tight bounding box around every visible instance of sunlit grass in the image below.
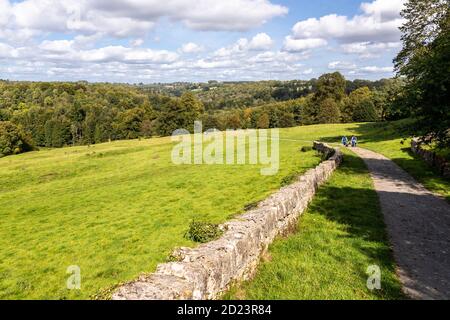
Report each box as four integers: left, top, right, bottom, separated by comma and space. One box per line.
1, 120, 446, 299
0, 130, 324, 299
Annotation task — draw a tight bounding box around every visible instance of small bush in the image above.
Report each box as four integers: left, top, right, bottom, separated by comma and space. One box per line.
184, 220, 223, 243
300, 146, 313, 152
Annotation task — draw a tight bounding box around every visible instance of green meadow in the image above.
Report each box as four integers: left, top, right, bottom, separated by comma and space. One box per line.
1, 121, 448, 299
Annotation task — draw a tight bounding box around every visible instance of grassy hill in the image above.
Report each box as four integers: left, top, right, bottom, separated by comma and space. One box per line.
1, 121, 448, 299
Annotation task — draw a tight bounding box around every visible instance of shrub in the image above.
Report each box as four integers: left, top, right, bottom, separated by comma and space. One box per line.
184, 220, 223, 243
0, 121, 35, 157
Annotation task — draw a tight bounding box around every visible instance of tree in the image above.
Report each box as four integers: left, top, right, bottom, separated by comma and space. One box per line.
306, 72, 346, 124
343, 87, 379, 122
117, 107, 145, 140
44, 117, 71, 147
372, 78, 408, 121
226, 111, 242, 129
301, 95, 318, 125
317, 98, 341, 124
314, 72, 346, 103
0, 121, 35, 157
157, 99, 191, 136
394, 0, 450, 146
180, 92, 205, 131
352, 99, 378, 122
256, 113, 270, 129
140, 119, 153, 137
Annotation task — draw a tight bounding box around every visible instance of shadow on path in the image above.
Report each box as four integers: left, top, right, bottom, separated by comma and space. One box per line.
352, 147, 450, 300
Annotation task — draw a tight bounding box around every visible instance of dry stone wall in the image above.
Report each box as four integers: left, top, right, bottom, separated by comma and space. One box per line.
112, 142, 343, 300
411, 138, 450, 179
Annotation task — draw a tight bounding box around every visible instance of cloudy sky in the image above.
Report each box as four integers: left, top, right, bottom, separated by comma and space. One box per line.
0, 0, 406, 83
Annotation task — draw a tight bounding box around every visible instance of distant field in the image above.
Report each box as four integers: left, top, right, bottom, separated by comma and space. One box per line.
1, 121, 448, 299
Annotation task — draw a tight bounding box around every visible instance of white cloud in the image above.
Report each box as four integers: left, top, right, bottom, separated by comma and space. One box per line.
0, 42, 17, 58
302, 68, 313, 75
361, 0, 406, 21
161, 0, 288, 31
1, 0, 288, 40
340, 41, 401, 58
248, 33, 273, 51
360, 65, 393, 73
328, 61, 357, 70
131, 39, 144, 47
213, 33, 274, 58
39, 40, 74, 53
328, 61, 394, 75
213, 38, 249, 58
283, 36, 327, 52
249, 51, 308, 64
290, 0, 405, 43
34, 41, 179, 65
0, 0, 11, 27
180, 42, 204, 54
0, 0, 400, 82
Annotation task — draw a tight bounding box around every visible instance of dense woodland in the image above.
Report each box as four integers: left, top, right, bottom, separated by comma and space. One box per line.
0, 76, 408, 156
0, 0, 448, 157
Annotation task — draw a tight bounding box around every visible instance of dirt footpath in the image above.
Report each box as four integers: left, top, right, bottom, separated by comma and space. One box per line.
352, 147, 450, 300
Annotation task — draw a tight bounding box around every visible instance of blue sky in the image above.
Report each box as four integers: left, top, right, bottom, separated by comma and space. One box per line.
0, 0, 406, 83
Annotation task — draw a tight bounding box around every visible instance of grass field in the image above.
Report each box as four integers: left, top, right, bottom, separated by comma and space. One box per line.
1, 128, 326, 299
1, 120, 447, 299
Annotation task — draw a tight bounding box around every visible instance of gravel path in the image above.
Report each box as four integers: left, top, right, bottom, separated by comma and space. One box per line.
351, 147, 450, 300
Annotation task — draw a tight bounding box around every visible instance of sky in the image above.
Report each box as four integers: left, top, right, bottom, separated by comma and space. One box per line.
0, 0, 407, 83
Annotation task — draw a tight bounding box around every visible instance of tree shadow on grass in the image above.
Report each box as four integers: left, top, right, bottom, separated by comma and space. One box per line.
299, 152, 404, 299
318, 121, 413, 145
308, 152, 450, 299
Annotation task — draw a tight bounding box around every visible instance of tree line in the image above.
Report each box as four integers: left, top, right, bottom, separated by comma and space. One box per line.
0, 75, 407, 157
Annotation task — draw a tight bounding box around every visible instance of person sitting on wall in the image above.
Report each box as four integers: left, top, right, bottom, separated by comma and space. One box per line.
341, 136, 349, 147
351, 136, 358, 147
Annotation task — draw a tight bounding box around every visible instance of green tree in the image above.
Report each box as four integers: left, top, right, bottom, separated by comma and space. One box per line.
300, 95, 318, 125
308, 72, 346, 124
314, 72, 346, 103
0, 121, 35, 157
317, 98, 341, 124
157, 99, 190, 136
352, 99, 378, 122
180, 92, 205, 131
44, 117, 71, 147
343, 87, 378, 122
394, 0, 450, 146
